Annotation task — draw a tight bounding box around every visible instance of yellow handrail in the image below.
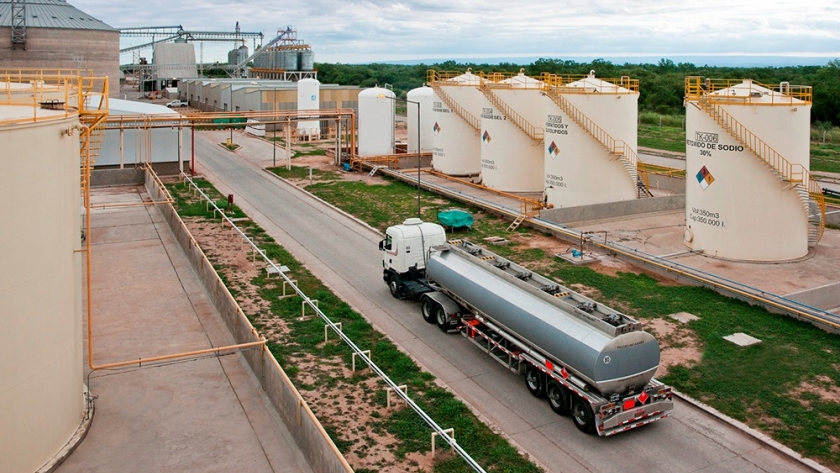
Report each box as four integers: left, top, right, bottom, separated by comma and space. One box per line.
428, 82, 480, 131
478, 85, 543, 141
685, 76, 812, 105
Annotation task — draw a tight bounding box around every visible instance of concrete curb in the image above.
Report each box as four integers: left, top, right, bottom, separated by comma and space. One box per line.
672, 390, 832, 473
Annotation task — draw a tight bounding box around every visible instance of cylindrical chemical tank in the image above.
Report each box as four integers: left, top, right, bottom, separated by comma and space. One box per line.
481, 72, 545, 192
684, 79, 812, 261
358, 87, 395, 156
1, 102, 84, 472
543, 72, 638, 207
427, 249, 659, 395
432, 70, 483, 176
298, 50, 315, 71
406, 86, 435, 153
296, 78, 321, 139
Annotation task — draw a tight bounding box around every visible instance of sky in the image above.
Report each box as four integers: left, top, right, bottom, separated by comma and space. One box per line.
71, 0, 840, 67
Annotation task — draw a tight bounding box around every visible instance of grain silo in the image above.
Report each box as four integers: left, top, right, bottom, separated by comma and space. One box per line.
0, 75, 85, 472
228, 45, 249, 66
428, 69, 484, 177
479, 71, 545, 192
0, 0, 120, 96
406, 85, 434, 153
153, 41, 197, 81
683, 78, 821, 261
297, 78, 320, 139
542, 71, 639, 207
358, 86, 394, 156
298, 49, 315, 71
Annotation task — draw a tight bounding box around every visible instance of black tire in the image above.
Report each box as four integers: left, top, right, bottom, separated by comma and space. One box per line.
421, 297, 436, 324
525, 366, 546, 398
435, 305, 450, 332
546, 381, 570, 416
571, 395, 595, 434
388, 273, 400, 299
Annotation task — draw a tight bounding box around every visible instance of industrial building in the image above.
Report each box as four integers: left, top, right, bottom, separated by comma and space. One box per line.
0, 0, 121, 96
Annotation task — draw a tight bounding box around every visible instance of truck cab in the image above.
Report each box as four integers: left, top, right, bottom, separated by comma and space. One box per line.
380, 218, 447, 298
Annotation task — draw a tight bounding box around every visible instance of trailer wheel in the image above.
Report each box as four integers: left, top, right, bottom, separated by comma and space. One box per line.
421, 297, 436, 324
525, 366, 546, 398
546, 381, 570, 416
387, 273, 400, 299
435, 305, 450, 332
571, 395, 595, 434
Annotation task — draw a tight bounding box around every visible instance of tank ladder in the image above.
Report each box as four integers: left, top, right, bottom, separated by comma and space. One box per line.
78, 76, 109, 206
507, 214, 527, 231
478, 85, 544, 143
542, 87, 642, 195
686, 78, 825, 245
428, 82, 480, 133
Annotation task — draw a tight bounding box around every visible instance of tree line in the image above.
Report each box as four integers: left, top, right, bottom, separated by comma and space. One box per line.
315, 58, 840, 127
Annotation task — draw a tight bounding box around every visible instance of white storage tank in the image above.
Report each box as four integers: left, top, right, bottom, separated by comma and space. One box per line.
358, 87, 395, 156
431, 70, 484, 176
1, 86, 84, 472
543, 72, 639, 207
684, 78, 813, 261
406, 86, 435, 153
480, 71, 545, 192
297, 78, 321, 139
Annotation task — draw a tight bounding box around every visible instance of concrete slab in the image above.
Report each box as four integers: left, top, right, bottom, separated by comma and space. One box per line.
724, 333, 763, 347
668, 311, 700, 323
556, 252, 599, 265
57, 185, 312, 473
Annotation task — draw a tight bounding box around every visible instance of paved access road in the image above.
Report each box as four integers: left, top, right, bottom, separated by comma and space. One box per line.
193, 130, 817, 473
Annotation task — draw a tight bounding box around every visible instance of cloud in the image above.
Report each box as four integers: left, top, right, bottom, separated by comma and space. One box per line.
69, 0, 840, 64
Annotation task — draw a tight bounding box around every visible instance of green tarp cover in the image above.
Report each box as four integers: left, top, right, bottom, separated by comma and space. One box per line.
438, 209, 474, 229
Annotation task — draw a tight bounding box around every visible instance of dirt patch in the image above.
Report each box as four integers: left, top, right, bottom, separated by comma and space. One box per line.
179, 205, 435, 472
792, 376, 840, 405
644, 317, 703, 377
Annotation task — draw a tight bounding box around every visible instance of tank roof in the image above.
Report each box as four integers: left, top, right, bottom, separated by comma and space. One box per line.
711, 79, 806, 104
0, 0, 116, 31
566, 72, 632, 93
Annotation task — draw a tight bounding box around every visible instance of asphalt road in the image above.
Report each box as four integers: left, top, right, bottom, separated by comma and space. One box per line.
194, 130, 817, 473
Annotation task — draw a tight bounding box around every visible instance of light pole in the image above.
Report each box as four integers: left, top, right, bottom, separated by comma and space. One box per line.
272, 88, 277, 167
379, 94, 422, 219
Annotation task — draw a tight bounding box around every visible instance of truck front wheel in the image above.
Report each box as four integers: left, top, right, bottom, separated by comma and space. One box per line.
546, 381, 570, 416
571, 395, 595, 434
525, 366, 546, 398
421, 297, 436, 324
388, 273, 400, 299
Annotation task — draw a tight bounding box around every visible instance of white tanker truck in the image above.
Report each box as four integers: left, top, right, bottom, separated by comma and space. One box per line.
380, 218, 674, 436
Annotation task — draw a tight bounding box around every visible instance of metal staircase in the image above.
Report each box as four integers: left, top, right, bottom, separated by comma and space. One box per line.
478, 85, 544, 143
689, 93, 825, 246
78, 76, 110, 205
428, 82, 480, 132
543, 87, 640, 193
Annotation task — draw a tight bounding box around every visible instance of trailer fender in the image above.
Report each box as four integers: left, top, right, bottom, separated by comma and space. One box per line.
420, 292, 460, 320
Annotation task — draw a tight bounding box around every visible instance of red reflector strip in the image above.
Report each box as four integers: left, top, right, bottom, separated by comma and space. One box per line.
623, 399, 636, 410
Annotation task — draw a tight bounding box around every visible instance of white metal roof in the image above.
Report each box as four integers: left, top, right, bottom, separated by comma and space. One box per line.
0, 0, 116, 31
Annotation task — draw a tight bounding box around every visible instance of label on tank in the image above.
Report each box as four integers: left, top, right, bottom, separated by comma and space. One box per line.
689, 206, 725, 228
545, 173, 567, 188
433, 102, 450, 113
481, 108, 505, 121
545, 114, 569, 135
482, 158, 497, 170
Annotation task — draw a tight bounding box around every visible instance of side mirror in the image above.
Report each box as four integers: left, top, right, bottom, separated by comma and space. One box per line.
378, 240, 385, 251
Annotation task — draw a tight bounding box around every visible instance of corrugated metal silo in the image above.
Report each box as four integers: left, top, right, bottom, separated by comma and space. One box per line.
298, 50, 315, 71
480, 71, 545, 192
297, 78, 320, 138
358, 87, 395, 156
228, 45, 248, 65
431, 70, 484, 177
0, 81, 84, 472
153, 42, 198, 79
542, 71, 639, 207
279, 50, 298, 70
684, 78, 816, 261
406, 86, 434, 153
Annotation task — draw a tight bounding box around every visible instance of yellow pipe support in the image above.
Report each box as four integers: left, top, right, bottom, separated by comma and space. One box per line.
90, 339, 267, 371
